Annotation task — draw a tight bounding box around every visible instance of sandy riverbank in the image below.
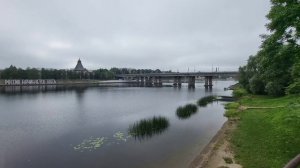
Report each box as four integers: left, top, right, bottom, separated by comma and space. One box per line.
189, 120, 242, 168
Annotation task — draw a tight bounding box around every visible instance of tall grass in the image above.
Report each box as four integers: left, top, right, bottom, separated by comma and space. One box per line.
176, 104, 198, 119
197, 96, 216, 107
129, 116, 169, 139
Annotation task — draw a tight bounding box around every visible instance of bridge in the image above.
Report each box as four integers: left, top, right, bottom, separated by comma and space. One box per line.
116, 71, 239, 88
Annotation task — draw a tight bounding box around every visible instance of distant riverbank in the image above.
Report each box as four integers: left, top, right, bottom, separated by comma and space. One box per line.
0, 79, 136, 86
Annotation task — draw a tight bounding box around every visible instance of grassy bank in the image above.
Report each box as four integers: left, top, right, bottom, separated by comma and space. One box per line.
227, 94, 300, 167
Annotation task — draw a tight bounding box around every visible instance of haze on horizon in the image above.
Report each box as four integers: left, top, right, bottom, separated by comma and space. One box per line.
0, 0, 270, 71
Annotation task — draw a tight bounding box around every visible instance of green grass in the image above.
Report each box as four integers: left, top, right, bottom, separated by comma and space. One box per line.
197, 96, 216, 107
224, 102, 240, 110
224, 109, 239, 118
129, 116, 169, 139
231, 95, 300, 168
224, 102, 240, 118
176, 104, 198, 119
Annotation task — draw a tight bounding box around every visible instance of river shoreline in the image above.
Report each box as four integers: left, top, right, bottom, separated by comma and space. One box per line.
189, 119, 242, 168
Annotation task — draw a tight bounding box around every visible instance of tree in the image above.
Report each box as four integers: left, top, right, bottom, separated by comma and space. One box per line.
239, 0, 300, 95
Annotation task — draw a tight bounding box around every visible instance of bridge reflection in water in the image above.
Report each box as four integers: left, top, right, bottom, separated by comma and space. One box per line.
116, 71, 238, 89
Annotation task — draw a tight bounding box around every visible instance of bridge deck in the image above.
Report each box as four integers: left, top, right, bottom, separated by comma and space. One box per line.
116, 71, 238, 78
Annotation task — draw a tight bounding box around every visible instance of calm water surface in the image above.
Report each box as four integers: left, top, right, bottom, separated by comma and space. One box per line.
0, 81, 235, 168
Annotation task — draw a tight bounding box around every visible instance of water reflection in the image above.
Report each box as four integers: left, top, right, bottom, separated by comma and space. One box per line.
129, 116, 169, 140
188, 87, 195, 92
205, 87, 213, 92
0, 85, 90, 95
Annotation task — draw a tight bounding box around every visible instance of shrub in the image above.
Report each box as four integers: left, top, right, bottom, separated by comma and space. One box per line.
265, 81, 285, 96
233, 88, 247, 98
286, 80, 300, 94
249, 75, 265, 94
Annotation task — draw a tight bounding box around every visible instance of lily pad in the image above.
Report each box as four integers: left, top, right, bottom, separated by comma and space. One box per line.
113, 131, 131, 142
73, 137, 106, 152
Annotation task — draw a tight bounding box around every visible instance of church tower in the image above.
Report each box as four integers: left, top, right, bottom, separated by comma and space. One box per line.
74, 59, 86, 72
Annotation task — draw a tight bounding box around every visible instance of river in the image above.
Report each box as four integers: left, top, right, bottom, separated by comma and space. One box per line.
0, 80, 235, 168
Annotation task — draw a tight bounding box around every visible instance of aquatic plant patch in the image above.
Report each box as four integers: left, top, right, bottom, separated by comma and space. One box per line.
113, 131, 131, 142
73, 131, 132, 152
73, 137, 106, 152
129, 116, 169, 139
176, 104, 198, 119
197, 96, 216, 107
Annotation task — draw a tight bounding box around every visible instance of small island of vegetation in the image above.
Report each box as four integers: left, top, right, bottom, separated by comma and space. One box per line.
176, 104, 198, 119
197, 96, 216, 107
129, 116, 169, 140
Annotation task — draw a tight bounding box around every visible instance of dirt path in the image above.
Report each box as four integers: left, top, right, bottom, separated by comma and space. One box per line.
189, 120, 242, 168
239, 105, 284, 111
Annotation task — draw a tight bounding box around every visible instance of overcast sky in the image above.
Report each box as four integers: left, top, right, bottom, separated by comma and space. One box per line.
0, 0, 270, 71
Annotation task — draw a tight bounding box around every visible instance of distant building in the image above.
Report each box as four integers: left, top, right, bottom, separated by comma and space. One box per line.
74, 59, 87, 72
74, 59, 89, 79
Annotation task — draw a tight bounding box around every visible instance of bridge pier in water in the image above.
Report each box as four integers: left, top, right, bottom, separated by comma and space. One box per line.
137, 77, 145, 86
154, 76, 162, 87
204, 76, 213, 89
145, 77, 152, 86
188, 76, 195, 88
173, 76, 182, 87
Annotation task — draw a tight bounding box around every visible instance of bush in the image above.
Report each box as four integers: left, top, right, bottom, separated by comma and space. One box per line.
286, 80, 300, 94
249, 75, 265, 94
265, 81, 285, 96
233, 88, 247, 98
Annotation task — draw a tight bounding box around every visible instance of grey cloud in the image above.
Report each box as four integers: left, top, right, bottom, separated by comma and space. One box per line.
0, 0, 270, 71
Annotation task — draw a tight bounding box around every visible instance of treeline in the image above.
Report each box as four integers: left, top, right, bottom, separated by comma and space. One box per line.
0, 65, 162, 80
239, 0, 300, 96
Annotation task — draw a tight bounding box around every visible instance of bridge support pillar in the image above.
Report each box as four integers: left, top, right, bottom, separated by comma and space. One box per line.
188, 76, 195, 88
146, 77, 153, 86
154, 76, 162, 87
204, 76, 213, 89
158, 76, 162, 86
145, 77, 149, 86
139, 77, 145, 86
173, 76, 182, 87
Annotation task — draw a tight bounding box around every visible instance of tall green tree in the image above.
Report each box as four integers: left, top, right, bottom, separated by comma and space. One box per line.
239, 0, 300, 96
